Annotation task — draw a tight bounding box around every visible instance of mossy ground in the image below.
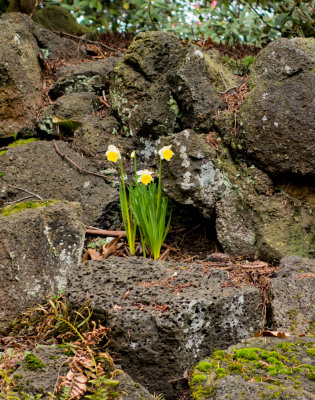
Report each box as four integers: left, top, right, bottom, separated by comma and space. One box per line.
0, 200, 57, 217
190, 339, 315, 400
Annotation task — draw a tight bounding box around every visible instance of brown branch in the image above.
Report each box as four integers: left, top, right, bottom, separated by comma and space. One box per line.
53, 140, 112, 182
53, 31, 122, 55
148, 0, 159, 31
86, 227, 126, 237
7, 184, 43, 200
0, 146, 10, 152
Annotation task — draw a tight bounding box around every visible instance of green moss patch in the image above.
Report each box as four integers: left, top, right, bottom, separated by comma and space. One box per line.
24, 353, 46, 371
0, 200, 57, 217
0, 138, 38, 155
190, 339, 315, 400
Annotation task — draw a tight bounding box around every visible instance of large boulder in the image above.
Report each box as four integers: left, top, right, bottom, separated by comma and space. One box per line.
0, 13, 42, 138
68, 257, 263, 398
12, 345, 154, 400
0, 140, 117, 225
189, 336, 315, 400
238, 38, 315, 177
269, 256, 315, 335
0, 201, 85, 334
50, 57, 120, 100
110, 31, 225, 138
159, 130, 314, 261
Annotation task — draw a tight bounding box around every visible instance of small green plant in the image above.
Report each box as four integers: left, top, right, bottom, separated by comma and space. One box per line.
106, 145, 174, 260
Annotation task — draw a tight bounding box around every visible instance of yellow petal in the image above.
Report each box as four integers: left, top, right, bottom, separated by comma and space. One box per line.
162, 148, 173, 160
107, 151, 119, 162
141, 174, 152, 185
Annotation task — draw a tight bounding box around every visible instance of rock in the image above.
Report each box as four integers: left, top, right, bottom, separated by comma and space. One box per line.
190, 336, 315, 400
0, 140, 117, 225
32, 24, 87, 63
38, 92, 100, 136
50, 58, 120, 100
0, 13, 42, 139
215, 145, 315, 261
68, 257, 263, 398
269, 256, 315, 335
72, 114, 135, 171
110, 31, 225, 138
33, 5, 93, 38
160, 130, 226, 218
238, 38, 315, 177
0, 201, 85, 334
13, 345, 154, 400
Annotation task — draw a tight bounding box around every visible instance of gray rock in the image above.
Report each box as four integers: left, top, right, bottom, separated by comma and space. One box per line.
0, 201, 85, 334
50, 58, 120, 100
68, 257, 263, 398
269, 256, 315, 335
190, 336, 315, 400
238, 38, 315, 177
0, 140, 117, 225
0, 13, 42, 138
38, 92, 100, 136
160, 130, 226, 219
110, 31, 225, 138
13, 345, 154, 400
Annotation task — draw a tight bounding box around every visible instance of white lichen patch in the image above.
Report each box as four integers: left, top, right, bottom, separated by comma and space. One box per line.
262, 115, 267, 122
179, 145, 190, 168
181, 171, 194, 191
262, 92, 269, 99
13, 34, 21, 46
284, 65, 292, 74
194, 50, 204, 59
139, 138, 156, 159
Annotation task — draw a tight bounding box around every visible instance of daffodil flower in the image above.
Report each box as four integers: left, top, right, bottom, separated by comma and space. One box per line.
131, 150, 136, 159
106, 145, 121, 163
136, 170, 153, 185
158, 145, 174, 161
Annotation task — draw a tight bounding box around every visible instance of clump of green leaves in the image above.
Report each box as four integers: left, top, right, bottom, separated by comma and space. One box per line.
223, 55, 256, 76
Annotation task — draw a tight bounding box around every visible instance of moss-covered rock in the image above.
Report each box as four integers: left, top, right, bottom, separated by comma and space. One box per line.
190, 337, 315, 399
33, 5, 93, 38
110, 31, 225, 138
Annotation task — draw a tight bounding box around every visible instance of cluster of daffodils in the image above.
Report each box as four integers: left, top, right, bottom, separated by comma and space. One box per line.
105, 144, 174, 259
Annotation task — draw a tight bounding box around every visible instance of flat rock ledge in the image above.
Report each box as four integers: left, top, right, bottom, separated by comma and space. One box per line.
190, 336, 315, 400
68, 257, 263, 398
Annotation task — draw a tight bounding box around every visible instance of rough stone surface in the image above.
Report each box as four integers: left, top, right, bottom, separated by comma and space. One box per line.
0, 13, 42, 138
160, 130, 226, 218
0, 140, 117, 225
68, 257, 263, 398
50, 58, 120, 100
190, 336, 315, 400
13, 345, 154, 400
269, 256, 315, 335
238, 38, 315, 177
0, 201, 85, 334
33, 5, 92, 37
38, 92, 100, 136
110, 31, 225, 138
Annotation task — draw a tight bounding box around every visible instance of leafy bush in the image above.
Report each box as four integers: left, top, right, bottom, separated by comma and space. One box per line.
42, 0, 315, 46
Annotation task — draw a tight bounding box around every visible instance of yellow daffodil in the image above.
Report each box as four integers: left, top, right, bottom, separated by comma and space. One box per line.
106, 145, 121, 163
158, 145, 174, 161
131, 150, 136, 159
136, 170, 153, 185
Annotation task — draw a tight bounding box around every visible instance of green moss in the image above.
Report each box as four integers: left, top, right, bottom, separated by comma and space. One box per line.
0, 200, 57, 217
24, 353, 46, 371
196, 361, 212, 373
191, 374, 206, 385
306, 348, 315, 357
234, 348, 261, 361
0, 138, 38, 155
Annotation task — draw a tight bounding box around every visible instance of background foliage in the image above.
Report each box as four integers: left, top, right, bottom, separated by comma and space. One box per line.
1, 0, 314, 46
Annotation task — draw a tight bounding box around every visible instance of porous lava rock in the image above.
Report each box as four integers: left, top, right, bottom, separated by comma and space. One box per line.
0, 140, 117, 225
0, 201, 85, 335
68, 257, 263, 398
0, 13, 42, 138
238, 38, 315, 177
13, 345, 154, 400
190, 336, 315, 400
110, 31, 225, 138
269, 256, 315, 335
50, 57, 120, 100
